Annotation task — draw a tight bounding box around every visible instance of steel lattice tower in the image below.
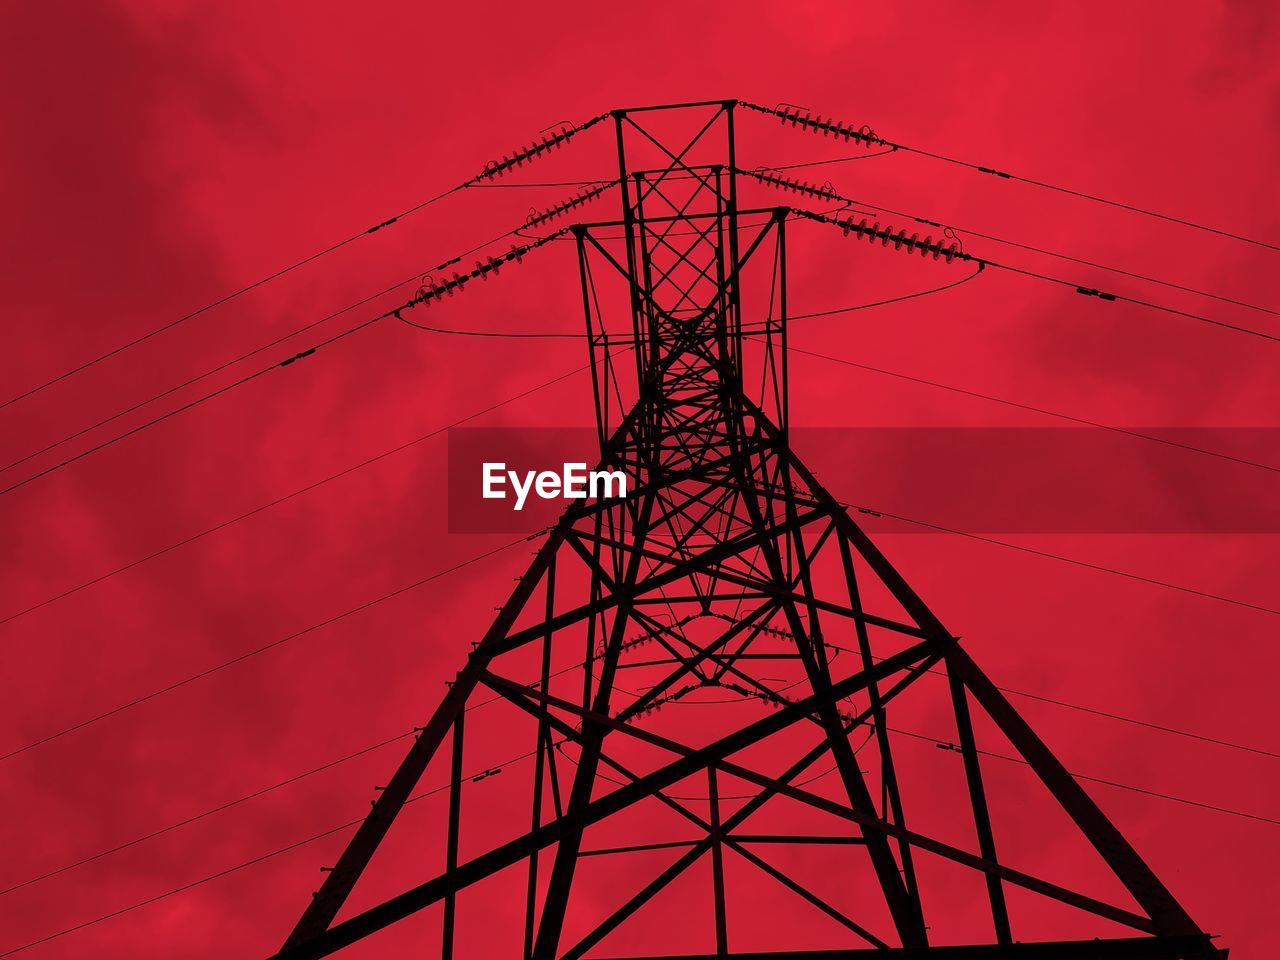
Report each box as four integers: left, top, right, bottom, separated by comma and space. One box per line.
271, 102, 1223, 960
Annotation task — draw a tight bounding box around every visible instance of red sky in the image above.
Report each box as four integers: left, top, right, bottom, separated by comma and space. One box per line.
1, 1, 1277, 957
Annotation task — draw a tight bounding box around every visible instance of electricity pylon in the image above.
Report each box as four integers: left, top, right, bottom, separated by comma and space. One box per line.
271, 101, 1224, 960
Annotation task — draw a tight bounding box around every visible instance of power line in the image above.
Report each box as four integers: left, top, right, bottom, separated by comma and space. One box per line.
0, 532, 539, 763
472, 179, 607, 189
5, 416, 1270, 886
0, 741, 547, 959
402, 276, 1274, 497
0, 729, 413, 897
0, 111, 609, 415
394, 316, 586, 339
0, 224, 536, 479
0, 183, 462, 415
695, 678, 1279, 823
467, 164, 1280, 323
7, 134, 1269, 504
0, 313, 381, 500
798, 186, 1279, 318
1, 350, 637, 758
763, 147, 899, 171
0, 821, 360, 958
835, 499, 1280, 618
391, 267, 985, 340
3, 310, 1262, 644
785, 199, 1280, 344
7, 180, 1269, 885
4, 488, 1271, 889
786, 263, 987, 322
890, 143, 1280, 254
0, 657, 592, 899
784, 343, 1280, 476
959, 684, 1280, 761
2, 327, 1269, 778
992, 257, 1280, 344
822, 642, 1280, 762
0, 355, 604, 630
11, 618, 1275, 903
0, 203, 860, 502
890, 727, 1280, 826
0, 230, 567, 501
738, 100, 1280, 253
3, 714, 1273, 958
470, 147, 895, 190
30, 155, 1263, 496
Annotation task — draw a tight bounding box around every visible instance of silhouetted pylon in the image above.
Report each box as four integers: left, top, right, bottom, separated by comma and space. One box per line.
271, 101, 1223, 960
